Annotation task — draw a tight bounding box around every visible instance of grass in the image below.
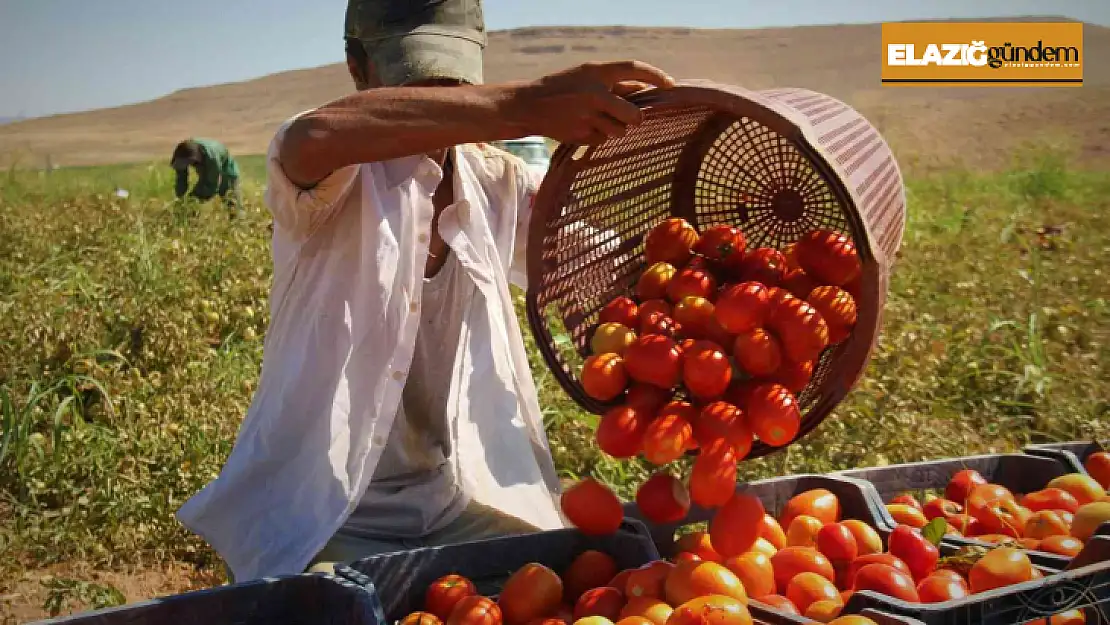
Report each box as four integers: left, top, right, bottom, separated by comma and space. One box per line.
1, 147, 1108, 618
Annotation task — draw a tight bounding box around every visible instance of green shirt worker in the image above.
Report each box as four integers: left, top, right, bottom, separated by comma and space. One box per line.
170, 138, 243, 216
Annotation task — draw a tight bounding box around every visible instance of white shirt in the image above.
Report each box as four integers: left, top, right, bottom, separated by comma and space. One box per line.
175, 113, 570, 582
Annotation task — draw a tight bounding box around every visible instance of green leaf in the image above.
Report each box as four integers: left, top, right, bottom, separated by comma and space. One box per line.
922, 517, 947, 546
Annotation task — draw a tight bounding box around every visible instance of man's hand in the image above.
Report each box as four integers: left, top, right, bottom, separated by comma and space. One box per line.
503, 61, 675, 146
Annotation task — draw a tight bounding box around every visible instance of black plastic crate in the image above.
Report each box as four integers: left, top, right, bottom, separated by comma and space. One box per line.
28, 573, 385, 625
335, 520, 660, 622
621, 473, 890, 559
840, 535, 1110, 625
1026, 440, 1107, 477
835, 452, 1108, 569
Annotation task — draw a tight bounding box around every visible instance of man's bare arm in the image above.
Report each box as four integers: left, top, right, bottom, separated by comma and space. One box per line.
279, 61, 676, 189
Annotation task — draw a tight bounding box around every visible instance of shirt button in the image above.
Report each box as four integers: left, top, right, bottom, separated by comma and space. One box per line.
409, 301, 419, 313
392, 370, 405, 381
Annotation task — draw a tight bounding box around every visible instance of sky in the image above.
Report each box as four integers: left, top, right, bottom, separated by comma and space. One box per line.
0, 0, 1107, 119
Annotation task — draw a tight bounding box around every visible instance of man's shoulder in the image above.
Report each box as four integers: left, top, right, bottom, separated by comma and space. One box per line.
462, 142, 532, 188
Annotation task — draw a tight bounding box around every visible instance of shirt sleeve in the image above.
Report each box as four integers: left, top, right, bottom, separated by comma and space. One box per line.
508, 164, 544, 291
264, 112, 361, 240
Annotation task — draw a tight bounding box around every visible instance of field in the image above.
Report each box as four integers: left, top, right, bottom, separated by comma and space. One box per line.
1, 140, 1109, 621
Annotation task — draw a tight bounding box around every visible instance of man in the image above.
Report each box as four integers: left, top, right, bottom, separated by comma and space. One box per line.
175, 0, 674, 583
170, 138, 243, 216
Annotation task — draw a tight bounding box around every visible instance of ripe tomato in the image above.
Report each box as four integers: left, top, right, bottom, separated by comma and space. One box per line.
596, 405, 650, 459
946, 514, 984, 537
724, 551, 775, 598
581, 353, 628, 402
625, 384, 671, 416
645, 218, 699, 266
766, 294, 830, 365
710, 493, 766, 558
613, 618, 650, 625
732, 327, 782, 377
770, 547, 836, 593
753, 595, 798, 615
609, 569, 636, 596
619, 597, 672, 625
916, 572, 970, 603
693, 401, 752, 457
403, 612, 444, 625
625, 561, 673, 600
759, 514, 788, 550
426, 575, 478, 621
667, 595, 752, 625
642, 402, 696, 465
573, 587, 624, 622
560, 478, 623, 536
886, 504, 927, 529
803, 600, 844, 622
738, 248, 788, 286
675, 531, 723, 563
591, 322, 638, 357
600, 296, 640, 330
887, 524, 940, 581
745, 383, 801, 447
667, 268, 718, 303
499, 562, 564, 625
1046, 474, 1107, 506
663, 561, 748, 607
806, 286, 858, 345
852, 563, 920, 603
968, 547, 1035, 593
673, 296, 717, 340
448, 595, 503, 625
563, 550, 619, 602
921, 497, 962, 521
573, 618, 613, 625
637, 262, 677, 301
624, 335, 682, 390
786, 572, 840, 614
844, 554, 912, 590
1040, 535, 1084, 557
636, 472, 691, 524
714, 282, 771, 334
1021, 488, 1081, 514
695, 224, 747, 269
639, 299, 672, 319
673, 552, 702, 564
795, 229, 861, 287
945, 469, 988, 505
781, 267, 818, 301
751, 538, 778, 559
785, 514, 825, 548
816, 522, 859, 563
682, 341, 733, 399
967, 489, 1029, 538
690, 438, 739, 509
1024, 510, 1070, 540
782, 488, 842, 527
639, 311, 680, 339
839, 520, 883, 556
773, 359, 814, 394
1085, 451, 1110, 489
890, 494, 922, 511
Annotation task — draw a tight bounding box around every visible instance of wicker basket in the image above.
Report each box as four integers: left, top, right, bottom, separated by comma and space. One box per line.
524, 80, 906, 460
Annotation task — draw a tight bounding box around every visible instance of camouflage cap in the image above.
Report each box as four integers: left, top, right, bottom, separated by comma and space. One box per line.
345, 0, 487, 87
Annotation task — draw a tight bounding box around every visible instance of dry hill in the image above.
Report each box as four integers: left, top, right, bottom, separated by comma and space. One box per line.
1, 19, 1108, 172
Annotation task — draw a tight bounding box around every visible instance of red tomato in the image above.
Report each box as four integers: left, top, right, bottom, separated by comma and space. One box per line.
1021, 488, 1081, 514
625, 384, 671, 416
447, 597, 502, 625
642, 402, 696, 465
682, 341, 733, 399
639, 299, 672, 319
1040, 535, 1084, 557
852, 564, 920, 603
690, 438, 739, 509
816, 522, 859, 563
795, 229, 861, 287
844, 553, 912, 590
766, 294, 830, 365
645, 218, 699, 267
770, 547, 836, 593
967, 487, 1029, 538
781, 267, 818, 301
710, 493, 766, 558
639, 311, 680, 339
723, 552, 775, 599
581, 353, 628, 402
945, 469, 988, 505
890, 494, 922, 511
968, 547, 1035, 593
745, 383, 801, 447
714, 282, 771, 334
886, 504, 928, 529
786, 572, 840, 615
667, 268, 718, 303
1025, 510, 1070, 540
921, 498, 962, 521
773, 359, 814, 394
636, 472, 691, 524
667, 595, 752, 625
623, 335, 682, 390
596, 405, 649, 459
561, 478, 623, 536
563, 551, 619, 602
759, 514, 789, 550
781, 488, 842, 527
733, 327, 783, 377
403, 612, 444, 625
916, 573, 970, 603
806, 286, 858, 344
675, 531, 724, 563
618, 597, 673, 625
599, 297, 640, 331
1086, 451, 1110, 489
887, 524, 940, 581
425, 575, 478, 621
672, 296, 718, 341
573, 587, 624, 622
754, 595, 799, 615
625, 561, 673, 599
637, 262, 677, 301
694, 224, 747, 269
693, 401, 753, 459
738, 248, 788, 286
946, 513, 984, 537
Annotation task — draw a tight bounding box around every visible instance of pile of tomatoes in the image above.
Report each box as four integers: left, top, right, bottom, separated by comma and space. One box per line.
879, 459, 1110, 560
